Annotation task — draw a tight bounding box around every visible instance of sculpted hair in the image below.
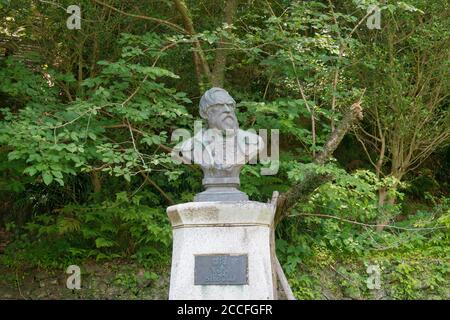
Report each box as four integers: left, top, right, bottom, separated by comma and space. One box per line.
199, 87, 236, 119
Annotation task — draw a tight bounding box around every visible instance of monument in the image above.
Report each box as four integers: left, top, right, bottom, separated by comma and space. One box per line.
167, 88, 276, 299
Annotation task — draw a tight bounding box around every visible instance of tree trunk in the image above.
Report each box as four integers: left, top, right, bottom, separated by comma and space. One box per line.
90, 171, 102, 193
376, 185, 398, 232
173, 0, 212, 88
211, 0, 239, 87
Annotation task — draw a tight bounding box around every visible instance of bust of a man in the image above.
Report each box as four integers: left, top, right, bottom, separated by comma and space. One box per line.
176, 87, 263, 202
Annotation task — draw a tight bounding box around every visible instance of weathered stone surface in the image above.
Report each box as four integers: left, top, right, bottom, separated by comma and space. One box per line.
167, 201, 275, 300
167, 201, 274, 228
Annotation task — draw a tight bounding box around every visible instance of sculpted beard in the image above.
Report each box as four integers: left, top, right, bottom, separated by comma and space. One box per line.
219, 113, 238, 130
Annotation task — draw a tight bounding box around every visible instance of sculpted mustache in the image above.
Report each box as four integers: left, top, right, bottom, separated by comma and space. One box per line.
221, 114, 236, 121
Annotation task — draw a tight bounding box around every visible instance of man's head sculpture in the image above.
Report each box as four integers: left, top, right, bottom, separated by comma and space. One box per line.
176, 87, 264, 202
199, 87, 239, 131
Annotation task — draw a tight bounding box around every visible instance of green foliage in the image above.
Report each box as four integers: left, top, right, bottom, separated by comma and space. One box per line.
0, 32, 191, 190
1, 191, 171, 269
293, 164, 403, 223
276, 176, 449, 299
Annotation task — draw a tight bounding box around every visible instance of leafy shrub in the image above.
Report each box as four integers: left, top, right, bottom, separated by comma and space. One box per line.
1, 191, 172, 269
276, 163, 449, 299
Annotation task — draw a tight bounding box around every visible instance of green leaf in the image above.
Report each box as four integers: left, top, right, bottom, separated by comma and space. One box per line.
24, 167, 37, 176
52, 170, 63, 179
42, 172, 53, 185
55, 178, 65, 186
95, 237, 115, 248
144, 271, 158, 281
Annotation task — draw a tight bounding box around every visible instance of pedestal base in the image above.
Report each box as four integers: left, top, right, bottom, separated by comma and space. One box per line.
166, 201, 275, 300
194, 187, 249, 202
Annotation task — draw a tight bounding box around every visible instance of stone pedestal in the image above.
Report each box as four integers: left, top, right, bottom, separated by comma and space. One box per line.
166, 201, 275, 300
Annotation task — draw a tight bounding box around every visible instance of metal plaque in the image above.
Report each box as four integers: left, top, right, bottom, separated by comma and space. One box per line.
194, 254, 248, 285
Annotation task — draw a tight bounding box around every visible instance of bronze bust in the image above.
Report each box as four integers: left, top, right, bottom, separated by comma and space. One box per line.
176, 87, 263, 202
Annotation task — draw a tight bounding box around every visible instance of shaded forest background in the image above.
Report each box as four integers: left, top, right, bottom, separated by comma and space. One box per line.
0, 0, 448, 299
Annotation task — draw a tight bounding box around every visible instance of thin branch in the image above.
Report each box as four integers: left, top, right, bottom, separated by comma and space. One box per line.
92, 0, 186, 34
103, 124, 173, 153
354, 130, 380, 173
121, 75, 148, 107
291, 213, 446, 231
126, 118, 146, 167
140, 171, 175, 205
